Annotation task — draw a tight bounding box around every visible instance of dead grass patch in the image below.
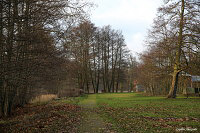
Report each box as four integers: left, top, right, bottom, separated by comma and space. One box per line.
30, 94, 58, 104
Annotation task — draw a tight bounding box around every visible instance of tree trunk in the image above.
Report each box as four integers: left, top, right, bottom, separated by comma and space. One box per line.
168, 70, 180, 98
2, 80, 8, 117
168, 0, 185, 98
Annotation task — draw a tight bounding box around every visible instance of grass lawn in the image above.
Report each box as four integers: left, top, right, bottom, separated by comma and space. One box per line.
0, 93, 199, 133
94, 93, 200, 133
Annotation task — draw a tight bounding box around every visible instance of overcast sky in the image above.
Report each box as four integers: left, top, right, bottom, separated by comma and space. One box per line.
90, 0, 162, 58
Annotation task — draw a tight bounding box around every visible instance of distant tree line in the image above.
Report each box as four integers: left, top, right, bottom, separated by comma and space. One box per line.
138, 0, 200, 97
63, 21, 135, 93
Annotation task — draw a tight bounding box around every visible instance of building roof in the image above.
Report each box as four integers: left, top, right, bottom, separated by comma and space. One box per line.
180, 71, 200, 82
191, 76, 200, 82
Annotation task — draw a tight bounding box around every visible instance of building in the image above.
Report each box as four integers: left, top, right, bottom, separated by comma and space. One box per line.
181, 72, 200, 97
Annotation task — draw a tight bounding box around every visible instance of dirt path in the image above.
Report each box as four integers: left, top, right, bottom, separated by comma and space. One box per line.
78, 95, 115, 133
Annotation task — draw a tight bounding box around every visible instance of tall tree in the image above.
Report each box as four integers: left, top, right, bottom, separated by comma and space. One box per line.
0, 0, 91, 117
142, 0, 200, 97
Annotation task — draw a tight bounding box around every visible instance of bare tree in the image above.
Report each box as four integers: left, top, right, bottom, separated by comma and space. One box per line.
0, 0, 91, 117
140, 0, 200, 97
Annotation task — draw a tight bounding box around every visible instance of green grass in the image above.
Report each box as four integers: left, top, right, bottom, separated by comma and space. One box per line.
85, 93, 200, 133
1, 93, 199, 133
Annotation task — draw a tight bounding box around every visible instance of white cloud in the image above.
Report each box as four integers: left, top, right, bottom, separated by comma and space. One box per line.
93, 0, 158, 23
127, 33, 145, 56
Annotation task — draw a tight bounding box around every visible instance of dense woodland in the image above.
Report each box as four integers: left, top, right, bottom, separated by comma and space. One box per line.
0, 0, 93, 117
0, 0, 200, 117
